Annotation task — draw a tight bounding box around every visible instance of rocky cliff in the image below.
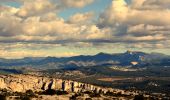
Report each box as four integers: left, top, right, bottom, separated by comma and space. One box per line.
0, 74, 112, 93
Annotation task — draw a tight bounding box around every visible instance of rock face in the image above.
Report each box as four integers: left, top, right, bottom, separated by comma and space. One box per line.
0, 74, 109, 93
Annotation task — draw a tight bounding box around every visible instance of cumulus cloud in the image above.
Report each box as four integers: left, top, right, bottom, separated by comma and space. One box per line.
98, 0, 128, 27
0, 1, 109, 44
98, 0, 170, 49
0, 0, 170, 58
16, 0, 58, 17
131, 0, 170, 9
99, 0, 170, 27
59, 0, 94, 8
68, 12, 94, 24
0, 7, 22, 37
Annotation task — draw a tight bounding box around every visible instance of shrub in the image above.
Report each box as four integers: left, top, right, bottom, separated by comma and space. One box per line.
85, 98, 92, 100
56, 90, 68, 95
0, 95, 6, 100
105, 91, 115, 96
89, 93, 101, 98
70, 93, 81, 100
20, 95, 31, 100
25, 90, 36, 97
134, 95, 144, 100
42, 89, 56, 95
83, 91, 92, 94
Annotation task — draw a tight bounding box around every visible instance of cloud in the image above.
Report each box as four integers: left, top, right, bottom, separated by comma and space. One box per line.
0, 0, 19, 2
0, 3, 109, 44
0, 0, 170, 58
99, 0, 170, 27
22, 16, 79, 36
16, 0, 58, 17
0, 42, 79, 58
0, 43, 61, 51
123, 35, 166, 42
125, 41, 170, 49
0, 7, 22, 37
98, 0, 170, 49
68, 12, 94, 24
0, 49, 79, 58
59, 0, 94, 8
131, 0, 170, 9
98, 0, 128, 27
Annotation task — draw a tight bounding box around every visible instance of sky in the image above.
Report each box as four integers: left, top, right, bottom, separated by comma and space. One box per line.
0, 0, 170, 58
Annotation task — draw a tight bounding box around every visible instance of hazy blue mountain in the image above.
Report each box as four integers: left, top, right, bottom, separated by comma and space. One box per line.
0, 51, 169, 69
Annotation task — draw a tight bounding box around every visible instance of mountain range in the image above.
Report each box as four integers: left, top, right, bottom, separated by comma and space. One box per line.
0, 51, 169, 70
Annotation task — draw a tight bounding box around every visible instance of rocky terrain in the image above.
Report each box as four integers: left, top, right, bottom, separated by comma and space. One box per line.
0, 74, 133, 100
0, 74, 169, 100
0, 51, 170, 99
0, 74, 107, 93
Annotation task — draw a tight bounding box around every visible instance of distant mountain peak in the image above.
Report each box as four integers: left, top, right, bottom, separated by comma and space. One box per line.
124, 50, 147, 55
126, 50, 133, 55
95, 52, 112, 57
96, 52, 108, 55
0, 50, 169, 68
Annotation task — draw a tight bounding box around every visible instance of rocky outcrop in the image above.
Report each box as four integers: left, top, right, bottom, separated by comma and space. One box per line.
0, 74, 111, 93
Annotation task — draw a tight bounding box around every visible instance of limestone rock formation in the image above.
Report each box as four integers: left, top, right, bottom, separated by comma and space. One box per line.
0, 74, 108, 93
